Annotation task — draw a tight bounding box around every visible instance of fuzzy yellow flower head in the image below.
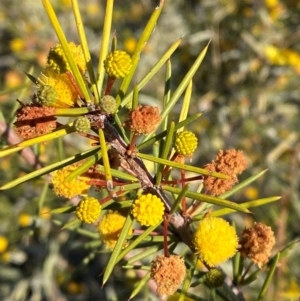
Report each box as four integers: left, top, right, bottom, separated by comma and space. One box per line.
97, 210, 132, 250
37, 72, 79, 108
193, 217, 238, 267
76, 197, 101, 224
0, 235, 9, 253
132, 193, 165, 226
174, 130, 198, 157
51, 163, 91, 199
104, 50, 132, 78
46, 42, 86, 74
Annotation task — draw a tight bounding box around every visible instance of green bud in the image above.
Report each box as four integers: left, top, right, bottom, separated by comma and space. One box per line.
74, 116, 91, 133
99, 95, 117, 114
205, 268, 225, 288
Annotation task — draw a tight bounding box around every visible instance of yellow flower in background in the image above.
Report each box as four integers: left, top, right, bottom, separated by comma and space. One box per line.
132, 193, 165, 226
51, 163, 91, 199
0, 236, 9, 253
193, 217, 238, 267
124, 37, 137, 54
18, 213, 33, 227
97, 211, 132, 250
9, 38, 25, 53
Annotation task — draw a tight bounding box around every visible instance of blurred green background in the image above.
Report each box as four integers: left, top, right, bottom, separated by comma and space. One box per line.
0, 0, 300, 300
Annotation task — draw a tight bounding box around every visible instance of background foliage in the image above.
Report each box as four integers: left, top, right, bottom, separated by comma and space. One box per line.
0, 0, 300, 300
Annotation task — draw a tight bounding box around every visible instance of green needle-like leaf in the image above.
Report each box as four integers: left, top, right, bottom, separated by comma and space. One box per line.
120, 37, 181, 108
0, 147, 100, 190
138, 152, 227, 178
71, 0, 99, 103
138, 113, 202, 150
212, 196, 281, 216
0, 123, 75, 158
42, 0, 90, 101
116, 0, 164, 107
155, 121, 175, 185
129, 271, 151, 300
116, 220, 164, 264
257, 253, 280, 301
102, 213, 134, 285
98, 128, 113, 190
164, 185, 250, 213
143, 42, 209, 141
179, 80, 193, 129
65, 149, 102, 182
97, 0, 114, 95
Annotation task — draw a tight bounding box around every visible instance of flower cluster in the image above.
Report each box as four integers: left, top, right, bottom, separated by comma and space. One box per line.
97, 210, 132, 250
14, 102, 57, 140
203, 149, 248, 196
151, 254, 186, 297
240, 222, 276, 268
76, 197, 101, 224
46, 42, 86, 74
51, 163, 91, 199
131, 193, 165, 226
193, 216, 238, 267
104, 50, 132, 78
174, 130, 198, 157
126, 105, 161, 135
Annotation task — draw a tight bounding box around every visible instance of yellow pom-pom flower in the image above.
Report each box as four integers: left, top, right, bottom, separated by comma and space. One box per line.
132, 193, 165, 226
37, 72, 79, 108
51, 163, 91, 199
97, 210, 132, 250
0, 235, 9, 253
46, 42, 86, 74
193, 217, 238, 267
76, 197, 101, 224
104, 50, 132, 78
174, 131, 198, 157
18, 213, 33, 227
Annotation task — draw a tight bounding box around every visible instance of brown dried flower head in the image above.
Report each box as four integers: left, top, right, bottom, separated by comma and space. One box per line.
239, 222, 276, 268
127, 105, 161, 135
202, 149, 247, 196
150, 254, 186, 297
14, 103, 57, 140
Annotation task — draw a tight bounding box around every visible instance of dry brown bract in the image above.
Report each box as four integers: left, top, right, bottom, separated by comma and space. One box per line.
151, 254, 186, 297
202, 149, 247, 196
14, 103, 57, 140
126, 105, 161, 135
239, 222, 276, 268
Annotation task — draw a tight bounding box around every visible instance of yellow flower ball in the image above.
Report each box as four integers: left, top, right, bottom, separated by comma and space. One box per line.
76, 197, 101, 224
46, 42, 86, 74
37, 71, 79, 108
132, 193, 165, 226
0, 236, 9, 253
174, 131, 198, 157
97, 210, 132, 250
193, 217, 238, 267
51, 163, 91, 199
104, 50, 132, 78
18, 213, 33, 227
